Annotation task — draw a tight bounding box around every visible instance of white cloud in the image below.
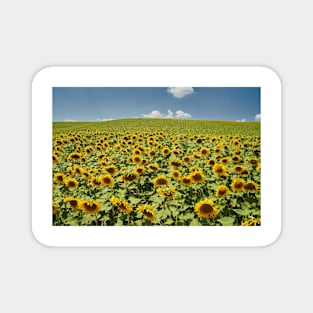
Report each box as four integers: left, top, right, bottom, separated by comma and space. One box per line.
64, 119, 78, 122
96, 117, 114, 121
165, 109, 174, 118
255, 113, 261, 121
142, 109, 192, 119
167, 87, 194, 98
236, 118, 246, 122
175, 110, 192, 119
143, 110, 163, 118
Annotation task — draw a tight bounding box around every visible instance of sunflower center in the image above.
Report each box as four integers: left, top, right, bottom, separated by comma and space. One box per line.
103, 177, 111, 184
235, 182, 243, 188
157, 178, 167, 185
200, 204, 213, 214
193, 173, 202, 181
68, 181, 76, 187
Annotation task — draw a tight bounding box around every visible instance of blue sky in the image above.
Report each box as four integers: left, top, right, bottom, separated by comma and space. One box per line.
53, 87, 260, 122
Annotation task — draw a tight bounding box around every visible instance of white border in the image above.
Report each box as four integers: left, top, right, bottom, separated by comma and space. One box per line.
32, 66, 281, 247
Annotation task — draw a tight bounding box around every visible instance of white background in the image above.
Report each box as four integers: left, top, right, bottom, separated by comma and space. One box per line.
0, 1, 310, 312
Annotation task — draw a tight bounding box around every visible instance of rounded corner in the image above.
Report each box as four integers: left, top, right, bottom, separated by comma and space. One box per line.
31, 227, 53, 248
258, 66, 282, 87
31, 66, 54, 86
260, 225, 282, 248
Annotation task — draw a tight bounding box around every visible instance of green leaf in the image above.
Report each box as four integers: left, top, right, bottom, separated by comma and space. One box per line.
190, 219, 202, 226
217, 216, 235, 226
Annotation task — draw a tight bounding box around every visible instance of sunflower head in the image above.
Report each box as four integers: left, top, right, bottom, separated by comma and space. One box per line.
90, 177, 102, 188
53, 203, 58, 215
190, 170, 205, 184
100, 174, 114, 187
111, 196, 132, 214
215, 185, 229, 197
54, 173, 66, 184
147, 163, 159, 172
157, 187, 176, 199
134, 166, 145, 175
65, 178, 78, 189
199, 147, 209, 157
169, 159, 182, 168
148, 150, 156, 158
182, 156, 191, 163
194, 199, 219, 219
52, 153, 59, 163
162, 147, 171, 155
233, 165, 244, 174
232, 156, 241, 163
104, 165, 117, 176
180, 175, 193, 186
136, 205, 156, 222
244, 181, 258, 192
212, 164, 228, 177
171, 170, 181, 180
121, 172, 138, 183
231, 178, 245, 192
241, 218, 261, 226
79, 200, 101, 215
153, 176, 169, 187
64, 197, 80, 210
132, 155, 142, 164
206, 159, 216, 167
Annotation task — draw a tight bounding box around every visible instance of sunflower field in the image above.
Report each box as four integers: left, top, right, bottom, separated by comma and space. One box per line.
52, 119, 261, 226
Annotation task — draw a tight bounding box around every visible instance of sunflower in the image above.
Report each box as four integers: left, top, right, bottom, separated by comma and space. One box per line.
53, 203, 58, 215
82, 170, 91, 180
206, 159, 216, 167
180, 175, 193, 186
162, 147, 171, 156
190, 170, 205, 184
231, 178, 245, 192
231, 156, 241, 163
240, 169, 249, 176
110, 196, 132, 214
104, 165, 117, 176
182, 156, 191, 163
79, 200, 102, 215
54, 173, 66, 184
148, 163, 159, 172
157, 188, 176, 199
241, 218, 261, 226
134, 166, 145, 175
67, 152, 81, 162
73, 165, 83, 175
148, 150, 156, 158
199, 147, 210, 157
257, 164, 261, 173
212, 164, 228, 177
171, 169, 181, 180
192, 152, 201, 160
194, 199, 219, 219
136, 205, 156, 222
220, 157, 229, 164
153, 176, 169, 187
64, 197, 80, 210
215, 185, 229, 197
244, 181, 258, 192
100, 174, 114, 187
132, 155, 142, 164
249, 158, 259, 166
169, 159, 182, 168
90, 177, 102, 188
67, 167, 74, 176
121, 173, 138, 183
52, 153, 59, 163
233, 165, 244, 174
141, 158, 148, 165
65, 178, 78, 189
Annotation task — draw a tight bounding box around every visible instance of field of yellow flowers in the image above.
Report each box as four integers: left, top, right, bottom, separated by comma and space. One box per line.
52, 118, 260, 226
